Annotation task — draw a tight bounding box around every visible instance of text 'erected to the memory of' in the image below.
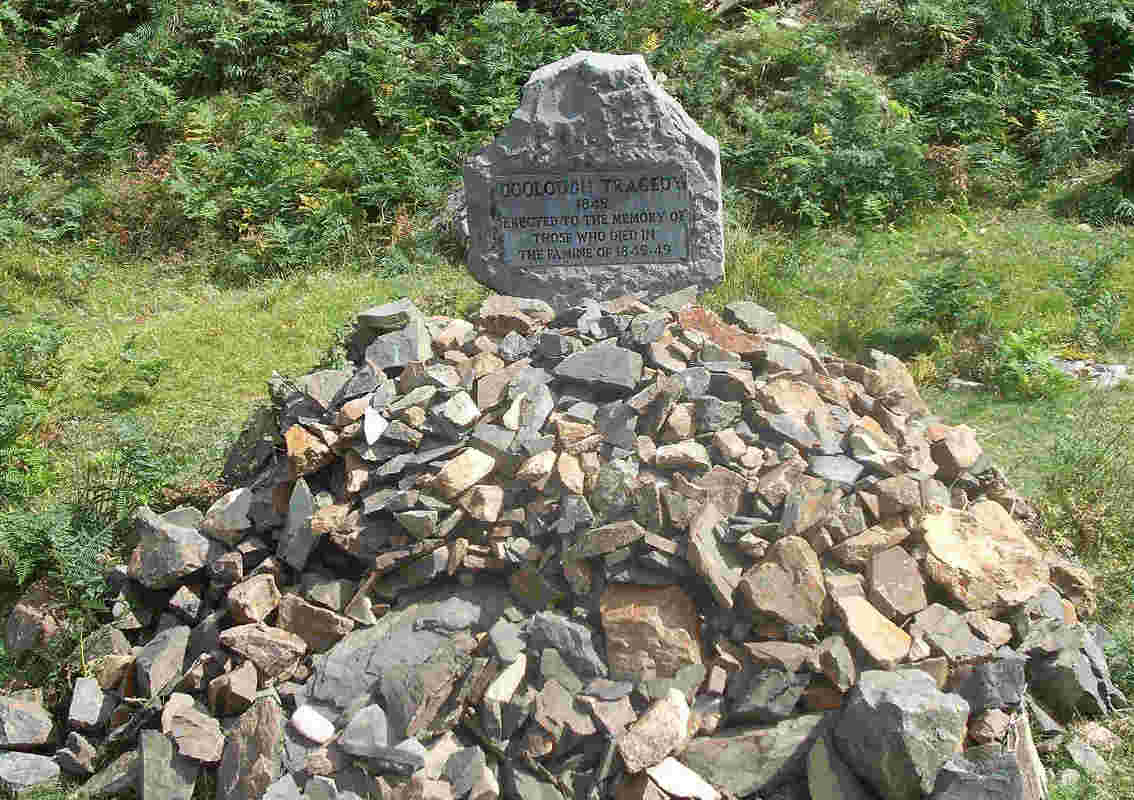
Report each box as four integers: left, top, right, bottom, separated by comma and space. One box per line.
492, 171, 691, 267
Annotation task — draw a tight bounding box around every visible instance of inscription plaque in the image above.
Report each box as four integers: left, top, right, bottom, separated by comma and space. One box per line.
491, 171, 691, 268
463, 51, 723, 310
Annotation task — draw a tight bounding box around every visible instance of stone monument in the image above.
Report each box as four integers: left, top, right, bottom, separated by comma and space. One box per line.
463, 51, 724, 310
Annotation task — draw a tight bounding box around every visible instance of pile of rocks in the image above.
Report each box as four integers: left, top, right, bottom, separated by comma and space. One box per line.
2, 290, 1126, 800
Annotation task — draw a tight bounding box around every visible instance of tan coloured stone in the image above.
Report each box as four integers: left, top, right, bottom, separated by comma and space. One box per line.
695, 466, 748, 516
687, 503, 739, 610
867, 546, 928, 620
226, 575, 281, 625
828, 518, 910, 570
556, 453, 585, 495
655, 440, 711, 470
601, 584, 701, 682
208, 661, 257, 716
922, 501, 1050, 613
661, 403, 695, 442
711, 430, 746, 461
284, 425, 333, 479
830, 594, 911, 669
964, 613, 1013, 647
737, 536, 824, 629
928, 423, 982, 478
618, 689, 690, 773
277, 594, 354, 653
515, 450, 557, 485
218, 624, 306, 682
432, 448, 497, 499
216, 697, 285, 800
969, 709, 1011, 744
458, 485, 504, 522
677, 307, 764, 359
161, 693, 224, 763
742, 642, 814, 674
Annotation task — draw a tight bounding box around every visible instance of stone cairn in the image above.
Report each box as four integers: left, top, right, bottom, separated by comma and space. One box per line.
1, 290, 1126, 800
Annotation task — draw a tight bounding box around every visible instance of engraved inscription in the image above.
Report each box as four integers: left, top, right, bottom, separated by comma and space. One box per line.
491, 171, 691, 267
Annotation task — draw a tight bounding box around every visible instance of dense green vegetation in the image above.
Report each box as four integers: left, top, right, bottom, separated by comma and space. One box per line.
0, 0, 1132, 794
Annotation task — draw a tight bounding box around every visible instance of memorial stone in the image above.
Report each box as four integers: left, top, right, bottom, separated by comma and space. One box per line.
464, 51, 724, 310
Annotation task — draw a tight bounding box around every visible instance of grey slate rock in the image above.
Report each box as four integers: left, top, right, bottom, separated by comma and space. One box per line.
725, 301, 778, 333
946, 650, 1027, 712
446, 746, 487, 799
130, 506, 217, 589
528, 612, 608, 679
679, 713, 833, 798
626, 312, 670, 347
911, 604, 995, 663
808, 732, 873, 800
136, 624, 191, 698
68, 677, 114, 732
726, 665, 810, 724
278, 477, 318, 571
57, 731, 98, 776
538, 333, 576, 360
554, 343, 644, 394
338, 705, 389, 758
595, 401, 639, 450
929, 754, 1024, 800
834, 670, 970, 800
505, 765, 565, 800
140, 729, 199, 800
264, 774, 303, 800
364, 314, 432, 373
78, 749, 139, 798
499, 331, 535, 362
362, 745, 425, 777
0, 695, 53, 749
695, 396, 741, 432
676, 367, 710, 399
0, 752, 60, 796
808, 455, 864, 487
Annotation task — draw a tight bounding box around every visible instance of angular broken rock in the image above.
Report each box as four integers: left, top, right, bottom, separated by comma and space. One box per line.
432, 448, 498, 499
687, 503, 739, 610
277, 593, 355, 653
618, 689, 691, 773
201, 487, 254, 545
0, 695, 53, 750
601, 584, 701, 682
129, 506, 216, 590
737, 536, 825, 629
136, 624, 191, 699
922, 501, 1050, 614
227, 574, 282, 625
679, 713, 831, 798
219, 624, 306, 681
0, 752, 61, 796
834, 670, 969, 800
161, 693, 225, 763
140, 729, 199, 800
217, 698, 285, 800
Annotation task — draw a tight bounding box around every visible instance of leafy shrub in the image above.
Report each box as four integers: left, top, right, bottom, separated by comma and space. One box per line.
873, 0, 1128, 192
895, 259, 1000, 333
0, 319, 65, 385
985, 328, 1073, 399
712, 11, 935, 225
1060, 248, 1128, 350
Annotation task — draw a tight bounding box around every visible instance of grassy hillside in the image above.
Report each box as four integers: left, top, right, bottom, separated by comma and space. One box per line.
1, 0, 1133, 795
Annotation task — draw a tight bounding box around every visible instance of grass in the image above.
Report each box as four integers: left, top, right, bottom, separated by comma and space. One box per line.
1, 240, 487, 502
